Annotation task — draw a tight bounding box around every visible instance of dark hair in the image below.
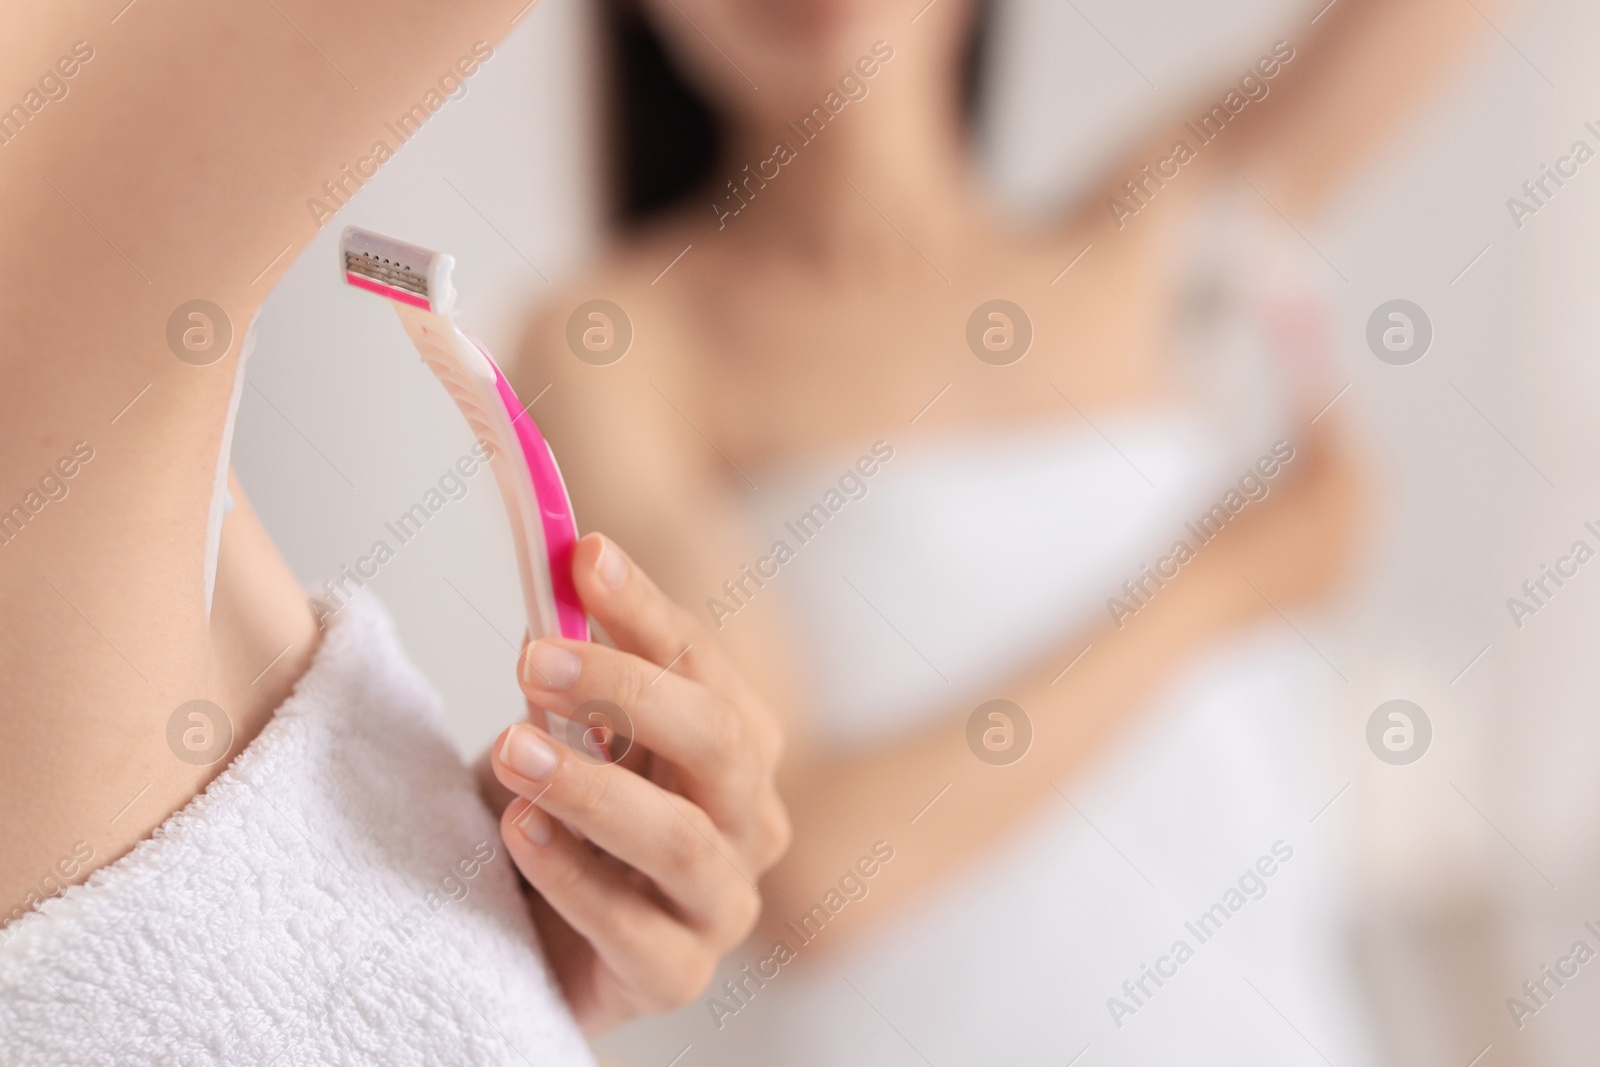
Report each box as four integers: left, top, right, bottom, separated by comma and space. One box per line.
599, 0, 994, 228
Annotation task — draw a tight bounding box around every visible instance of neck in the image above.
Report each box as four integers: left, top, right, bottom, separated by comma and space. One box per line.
707, 50, 980, 266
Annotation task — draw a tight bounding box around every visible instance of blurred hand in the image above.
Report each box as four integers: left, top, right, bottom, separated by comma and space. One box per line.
490, 533, 790, 1034
1192, 421, 1368, 630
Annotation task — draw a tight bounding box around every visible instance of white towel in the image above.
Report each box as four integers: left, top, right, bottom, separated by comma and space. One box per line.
0, 597, 594, 1067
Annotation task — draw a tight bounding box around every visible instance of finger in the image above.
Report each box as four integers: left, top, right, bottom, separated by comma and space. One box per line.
492, 723, 762, 933
570, 533, 748, 699
517, 635, 756, 801
499, 799, 717, 1011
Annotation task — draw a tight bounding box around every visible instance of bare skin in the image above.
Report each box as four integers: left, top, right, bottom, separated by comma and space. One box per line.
0, 0, 534, 922
1, 0, 790, 1034
512, 0, 1510, 947
491, 533, 789, 1031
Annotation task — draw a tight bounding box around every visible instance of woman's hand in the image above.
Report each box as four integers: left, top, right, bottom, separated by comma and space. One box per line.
1188, 419, 1367, 629
488, 533, 789, 1034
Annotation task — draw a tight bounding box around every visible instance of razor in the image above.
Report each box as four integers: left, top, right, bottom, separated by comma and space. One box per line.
341, 225, 588, 644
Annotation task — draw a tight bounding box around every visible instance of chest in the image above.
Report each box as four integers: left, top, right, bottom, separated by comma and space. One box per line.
678, 250, 1180, 467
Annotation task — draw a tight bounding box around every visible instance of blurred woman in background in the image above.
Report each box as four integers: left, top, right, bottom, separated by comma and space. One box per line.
515, 0, 1502, 1061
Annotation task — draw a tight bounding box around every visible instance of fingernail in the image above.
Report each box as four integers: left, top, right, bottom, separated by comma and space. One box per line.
595, 536, 629, 591
522, 640, 581, 690
516, 800, 553, 845
500, 724, 560, 780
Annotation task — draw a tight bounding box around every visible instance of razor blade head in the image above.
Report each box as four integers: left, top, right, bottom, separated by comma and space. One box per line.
341, 226, 455, 314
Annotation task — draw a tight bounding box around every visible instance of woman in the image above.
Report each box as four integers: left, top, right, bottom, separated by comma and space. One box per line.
0, 2, 788, 1062
513, 0, 1506, 1061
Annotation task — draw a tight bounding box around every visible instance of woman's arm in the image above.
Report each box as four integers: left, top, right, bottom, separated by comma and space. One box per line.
1220, 0, 1519, 218
1059, 0, 1517, 241
0, 0, 533, 918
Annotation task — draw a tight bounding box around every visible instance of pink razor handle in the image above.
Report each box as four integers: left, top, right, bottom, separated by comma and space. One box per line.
340, 225, 587, 645
482, 341, 587, 641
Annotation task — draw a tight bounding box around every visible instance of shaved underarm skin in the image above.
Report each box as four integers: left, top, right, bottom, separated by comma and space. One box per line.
0, 1, 532, 922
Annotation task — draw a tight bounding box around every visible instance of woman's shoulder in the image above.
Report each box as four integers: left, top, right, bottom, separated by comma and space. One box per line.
512, 216, 726, 446
523, 216, 710, 355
